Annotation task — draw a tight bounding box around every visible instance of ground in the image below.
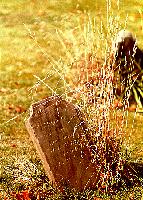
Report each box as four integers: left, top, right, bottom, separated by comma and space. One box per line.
0, 0, 143, 199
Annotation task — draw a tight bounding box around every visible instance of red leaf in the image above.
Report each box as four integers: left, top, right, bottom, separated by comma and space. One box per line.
22, 190, 30, 200
15, 106, 26, 113
11, 144, 17, 148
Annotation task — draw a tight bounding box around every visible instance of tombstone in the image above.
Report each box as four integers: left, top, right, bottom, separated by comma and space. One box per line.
25, 96, 99, 191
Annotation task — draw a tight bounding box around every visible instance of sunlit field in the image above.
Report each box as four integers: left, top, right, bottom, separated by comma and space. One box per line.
1, 0, 143, 199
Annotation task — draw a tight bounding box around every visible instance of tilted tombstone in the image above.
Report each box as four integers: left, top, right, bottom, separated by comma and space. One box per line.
26, 96, 98, 191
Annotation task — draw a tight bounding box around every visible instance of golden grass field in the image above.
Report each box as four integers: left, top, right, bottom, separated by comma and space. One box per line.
0, 0, 143, 199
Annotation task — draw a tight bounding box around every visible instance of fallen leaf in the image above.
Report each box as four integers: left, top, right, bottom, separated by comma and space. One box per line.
15, 106, 26, 113
11, 144, 17, 148
128, 104, 136, 112
22, 190, 30, 200
113, 99, 123, 109
8, 104, 15, 110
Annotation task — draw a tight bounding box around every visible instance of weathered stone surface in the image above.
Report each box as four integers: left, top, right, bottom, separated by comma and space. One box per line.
26, 96, 98, 191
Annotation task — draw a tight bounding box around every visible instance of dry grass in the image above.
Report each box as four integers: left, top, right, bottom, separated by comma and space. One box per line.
0, 0, 143, 199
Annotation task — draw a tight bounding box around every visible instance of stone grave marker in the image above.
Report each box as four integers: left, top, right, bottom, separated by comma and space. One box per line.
25, 96, 98, 191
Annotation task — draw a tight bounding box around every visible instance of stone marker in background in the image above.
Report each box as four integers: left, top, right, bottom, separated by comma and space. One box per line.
26, 96, 98, 191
